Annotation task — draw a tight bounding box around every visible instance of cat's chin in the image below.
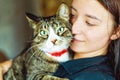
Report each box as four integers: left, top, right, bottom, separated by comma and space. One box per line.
45, 52, 70, 62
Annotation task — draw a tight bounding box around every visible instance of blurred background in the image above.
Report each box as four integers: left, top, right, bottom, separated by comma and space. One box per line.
0, 0, 72, 61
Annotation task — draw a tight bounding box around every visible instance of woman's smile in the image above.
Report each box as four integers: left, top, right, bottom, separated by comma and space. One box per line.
72, 38, 85, 43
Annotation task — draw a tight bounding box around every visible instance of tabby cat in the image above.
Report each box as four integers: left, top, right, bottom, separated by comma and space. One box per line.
4, 3, 72, 80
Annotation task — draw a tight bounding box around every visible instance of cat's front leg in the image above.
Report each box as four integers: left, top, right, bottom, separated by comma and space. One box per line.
42, 75, 69, 80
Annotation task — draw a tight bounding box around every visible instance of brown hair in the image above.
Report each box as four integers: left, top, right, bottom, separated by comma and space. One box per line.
98, 0, 120, 80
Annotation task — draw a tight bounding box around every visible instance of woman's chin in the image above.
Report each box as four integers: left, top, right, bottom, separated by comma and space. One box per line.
70, 45, 80, 52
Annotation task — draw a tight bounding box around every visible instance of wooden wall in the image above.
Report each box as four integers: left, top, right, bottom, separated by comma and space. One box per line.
26, 0, 72, 16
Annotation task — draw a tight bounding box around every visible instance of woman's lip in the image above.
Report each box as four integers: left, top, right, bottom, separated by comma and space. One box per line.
72, 38, 85, 42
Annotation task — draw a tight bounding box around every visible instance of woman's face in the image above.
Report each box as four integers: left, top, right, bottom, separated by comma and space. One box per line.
70, 0, 115, 55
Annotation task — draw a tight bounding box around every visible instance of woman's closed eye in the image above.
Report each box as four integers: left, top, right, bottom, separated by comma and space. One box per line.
70, 13, 77, 23
86, 20, 99, 26
85, 14, 101, 26
70, 14, 75, 19
85, 19, 99, 26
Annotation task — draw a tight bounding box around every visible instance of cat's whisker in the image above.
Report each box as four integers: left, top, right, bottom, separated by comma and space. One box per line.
25, 44, 39, 54
26, 49, 40, 64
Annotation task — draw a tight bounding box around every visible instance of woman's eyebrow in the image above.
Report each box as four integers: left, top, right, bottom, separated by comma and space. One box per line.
70, 6, 102, 22
86, 14, 102, 22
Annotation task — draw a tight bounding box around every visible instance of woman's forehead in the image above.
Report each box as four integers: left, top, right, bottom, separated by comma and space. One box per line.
71, 0, 114, 23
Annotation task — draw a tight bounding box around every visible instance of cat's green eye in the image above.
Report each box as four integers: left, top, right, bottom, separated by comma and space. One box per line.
58, 27, 64, 33
40, 30, 47, 36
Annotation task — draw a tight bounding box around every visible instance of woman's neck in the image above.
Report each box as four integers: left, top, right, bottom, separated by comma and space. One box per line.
73, 50, 107, 59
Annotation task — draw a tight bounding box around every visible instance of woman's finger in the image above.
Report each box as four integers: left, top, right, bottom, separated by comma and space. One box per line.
0, 66, 3, 80
0, 60, 12, 74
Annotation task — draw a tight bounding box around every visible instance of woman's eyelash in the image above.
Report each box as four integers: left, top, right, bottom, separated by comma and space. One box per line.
86, 21, 96, 26
70, 14, 75, 18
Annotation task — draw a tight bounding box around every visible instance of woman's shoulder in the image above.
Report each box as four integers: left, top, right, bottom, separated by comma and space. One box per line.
73, 70, 114, 80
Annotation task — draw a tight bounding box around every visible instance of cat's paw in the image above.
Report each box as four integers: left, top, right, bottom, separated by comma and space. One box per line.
62, 78, 69, 80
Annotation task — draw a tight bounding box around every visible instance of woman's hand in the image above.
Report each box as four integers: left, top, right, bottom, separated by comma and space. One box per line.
0, 60, 12, 80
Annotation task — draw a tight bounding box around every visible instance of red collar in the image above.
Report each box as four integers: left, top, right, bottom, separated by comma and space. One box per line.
50, 49, 68, 57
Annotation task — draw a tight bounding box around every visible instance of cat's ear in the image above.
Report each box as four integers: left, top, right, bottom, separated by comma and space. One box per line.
25, 13, 39, 29
56, 3, 70, 21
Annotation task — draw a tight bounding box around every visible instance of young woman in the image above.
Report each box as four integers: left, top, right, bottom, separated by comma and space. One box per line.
53, 0, 120, 80
0, 0, 120, 80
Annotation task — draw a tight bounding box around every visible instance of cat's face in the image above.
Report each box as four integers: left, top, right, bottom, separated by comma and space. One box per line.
33, 18, 72, 53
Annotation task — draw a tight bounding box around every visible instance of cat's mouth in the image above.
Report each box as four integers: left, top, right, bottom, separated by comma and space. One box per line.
48, 49, 68, 57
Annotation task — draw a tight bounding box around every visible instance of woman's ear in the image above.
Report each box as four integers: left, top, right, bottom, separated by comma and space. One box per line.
110, 25, 120, 40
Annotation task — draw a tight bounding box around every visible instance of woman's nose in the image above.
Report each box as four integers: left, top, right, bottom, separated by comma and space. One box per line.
72, 18, 83, 34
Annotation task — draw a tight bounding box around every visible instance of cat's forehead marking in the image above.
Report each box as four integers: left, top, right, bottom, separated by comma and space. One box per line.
37, 21, 50, 30
52, 19, 66, 29
39, 18, 55, 28
36, 16, 68, 32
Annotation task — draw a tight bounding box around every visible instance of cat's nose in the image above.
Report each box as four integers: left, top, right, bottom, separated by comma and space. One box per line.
51, 39, 57, 44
